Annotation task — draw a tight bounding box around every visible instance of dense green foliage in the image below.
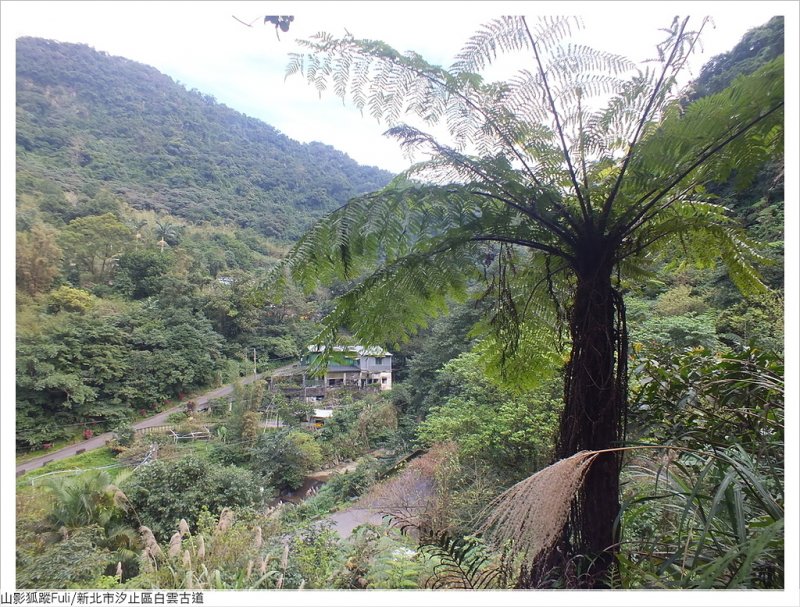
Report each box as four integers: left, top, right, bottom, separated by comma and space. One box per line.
15, 37, 393, 450
390, 301, 482, 414
619, 345, 784, 588
16, 37, 393, 240
14, 56, 377, 447
122, 456, 263, 541
250, 429, 323, 492
314, 457, 382, 504
17, 527, 113, 589
417, 352, 559, 476
333, 526, 430, 589
16, 297, 227, 449
688, 16, 784, 100
316, 394, 400, 462
17, 468, 140, 587
15, 197, 330, 449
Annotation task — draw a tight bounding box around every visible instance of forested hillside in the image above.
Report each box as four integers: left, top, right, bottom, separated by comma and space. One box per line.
15, 16, 786, 593
16, 37, 393, 240
15, 37, 394, 451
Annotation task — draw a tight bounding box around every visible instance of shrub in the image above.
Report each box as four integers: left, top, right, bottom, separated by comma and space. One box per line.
250, 429, 322, 492
46, 285, 96, 314
320, 457, 381, 504
122, 456, 263, 541
332, 526, 429, 589
208, 441, 250, 466
288, 523, 344, 588
166, 412, 189, 425
17, 527, 111, 589
113, 422, 136, 447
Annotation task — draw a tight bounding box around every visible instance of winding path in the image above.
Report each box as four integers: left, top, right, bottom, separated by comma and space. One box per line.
15, 365, 300, 476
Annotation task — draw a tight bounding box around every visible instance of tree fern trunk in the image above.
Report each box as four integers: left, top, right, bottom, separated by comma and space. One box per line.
556, 251, 626, 587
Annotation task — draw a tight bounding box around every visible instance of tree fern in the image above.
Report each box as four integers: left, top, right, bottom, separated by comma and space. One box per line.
266, 15, 783, 587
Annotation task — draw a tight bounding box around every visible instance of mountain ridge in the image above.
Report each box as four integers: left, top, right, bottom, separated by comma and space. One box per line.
16, 36, 394, 240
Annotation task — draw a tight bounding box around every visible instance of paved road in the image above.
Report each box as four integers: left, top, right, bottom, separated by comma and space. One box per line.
15, 365, 300, 476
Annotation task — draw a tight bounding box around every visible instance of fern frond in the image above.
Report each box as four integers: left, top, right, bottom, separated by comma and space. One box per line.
621, 199, 771, 295
311, 242, 478, 349
422, 532, 510, 589
452, 16, 544, 74
599, 55, 783, 246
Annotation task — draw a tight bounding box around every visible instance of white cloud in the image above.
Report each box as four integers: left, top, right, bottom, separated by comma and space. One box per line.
3, 1, 791, 172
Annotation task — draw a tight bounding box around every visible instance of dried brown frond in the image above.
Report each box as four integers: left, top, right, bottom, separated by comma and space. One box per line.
179, 518, 190, 537
246, 559, 253, 579
182, 549, 192, 569
478, 451, 599, 561
168, 531, 182, 557
253, 525, 263, 549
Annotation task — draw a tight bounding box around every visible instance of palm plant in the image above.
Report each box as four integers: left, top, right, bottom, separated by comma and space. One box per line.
43, 470, 127, 531
269, 16, 783, 585
128, 218, 148, 246
154, 219, 180, 253
42, 469, 140, 578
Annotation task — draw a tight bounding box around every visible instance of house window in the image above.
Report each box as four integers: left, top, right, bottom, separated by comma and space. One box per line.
382, 377, 388, 384
375, 357, 384, 365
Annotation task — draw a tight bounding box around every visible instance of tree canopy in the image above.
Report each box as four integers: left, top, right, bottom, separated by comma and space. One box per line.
16, 37, 394, 241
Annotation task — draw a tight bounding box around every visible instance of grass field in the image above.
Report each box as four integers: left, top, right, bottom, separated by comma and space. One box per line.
16, 447, 121, 489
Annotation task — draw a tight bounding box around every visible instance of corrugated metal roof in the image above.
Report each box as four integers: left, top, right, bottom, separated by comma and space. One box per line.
306, 344, 392, 357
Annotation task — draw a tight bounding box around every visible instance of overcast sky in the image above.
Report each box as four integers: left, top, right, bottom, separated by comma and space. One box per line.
2, 0, 796, 173
2, 3, 799, 600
